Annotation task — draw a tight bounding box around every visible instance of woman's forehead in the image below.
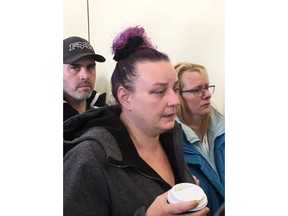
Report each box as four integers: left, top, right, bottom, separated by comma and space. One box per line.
135, 61, 176, 80
182, 70, 207, 81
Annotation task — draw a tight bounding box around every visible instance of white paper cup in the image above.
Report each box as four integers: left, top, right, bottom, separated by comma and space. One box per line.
167, 183, 208, 211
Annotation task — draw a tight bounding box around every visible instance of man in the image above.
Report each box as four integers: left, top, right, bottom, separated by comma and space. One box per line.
63, 36, 106, 121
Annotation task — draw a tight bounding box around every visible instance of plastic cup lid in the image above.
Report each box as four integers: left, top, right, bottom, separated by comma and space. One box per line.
167, 183, 208, 211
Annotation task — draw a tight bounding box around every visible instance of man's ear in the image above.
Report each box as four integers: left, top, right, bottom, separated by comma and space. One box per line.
117, 86, 132, 111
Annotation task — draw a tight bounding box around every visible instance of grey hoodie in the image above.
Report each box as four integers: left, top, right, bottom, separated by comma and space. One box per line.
64, 106, 196, 216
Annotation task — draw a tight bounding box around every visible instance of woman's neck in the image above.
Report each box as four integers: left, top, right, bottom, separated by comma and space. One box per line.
186, 114, 205, 141
120, 112, 175, 185
120, 112, 160, 151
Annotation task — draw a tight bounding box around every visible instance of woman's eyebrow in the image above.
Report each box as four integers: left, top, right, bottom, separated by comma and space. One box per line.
152, 82, 168, 87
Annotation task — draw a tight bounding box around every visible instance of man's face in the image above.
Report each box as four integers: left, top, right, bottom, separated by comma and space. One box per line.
63, 56, 96, 101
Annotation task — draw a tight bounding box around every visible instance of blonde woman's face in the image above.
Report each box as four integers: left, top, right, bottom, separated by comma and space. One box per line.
180, 71, 211, 117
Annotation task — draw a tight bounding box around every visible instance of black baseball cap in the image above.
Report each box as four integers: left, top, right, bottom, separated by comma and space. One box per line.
63, 36, 106, 64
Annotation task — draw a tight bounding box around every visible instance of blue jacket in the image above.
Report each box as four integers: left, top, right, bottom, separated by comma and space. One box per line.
175, 107, 225, 216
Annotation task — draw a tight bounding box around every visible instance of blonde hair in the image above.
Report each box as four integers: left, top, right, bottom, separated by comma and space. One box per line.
174, 62, 211, 135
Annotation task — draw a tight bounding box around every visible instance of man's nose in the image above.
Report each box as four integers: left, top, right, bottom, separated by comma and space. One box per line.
80, 67, 90, 80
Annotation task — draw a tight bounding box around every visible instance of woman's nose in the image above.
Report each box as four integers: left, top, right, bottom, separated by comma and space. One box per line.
168, 91, 180, 107
202, 89, 211, 99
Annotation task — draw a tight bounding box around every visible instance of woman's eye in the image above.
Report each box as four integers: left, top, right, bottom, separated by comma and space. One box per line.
173, 87, 179, 92
154, 89, 166, 95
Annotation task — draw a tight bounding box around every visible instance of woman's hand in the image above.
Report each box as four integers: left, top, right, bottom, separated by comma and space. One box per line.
193, 175, 200, 186
146, 191, 209, 216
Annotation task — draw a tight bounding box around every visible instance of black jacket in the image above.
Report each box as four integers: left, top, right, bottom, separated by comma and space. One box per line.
63, 90, 106, 121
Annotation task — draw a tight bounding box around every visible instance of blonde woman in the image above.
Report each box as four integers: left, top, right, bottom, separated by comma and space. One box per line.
175, 62, 225, 216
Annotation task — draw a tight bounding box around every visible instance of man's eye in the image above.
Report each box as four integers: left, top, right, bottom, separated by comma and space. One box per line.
70, 66, 79, 71
88, 65, 96, 70
194, 89, 202, 94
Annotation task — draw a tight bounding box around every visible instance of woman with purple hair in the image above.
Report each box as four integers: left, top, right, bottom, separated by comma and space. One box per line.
63, 26, 210, 216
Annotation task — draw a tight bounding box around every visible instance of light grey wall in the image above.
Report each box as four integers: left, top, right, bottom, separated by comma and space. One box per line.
64, 0, 225, 114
